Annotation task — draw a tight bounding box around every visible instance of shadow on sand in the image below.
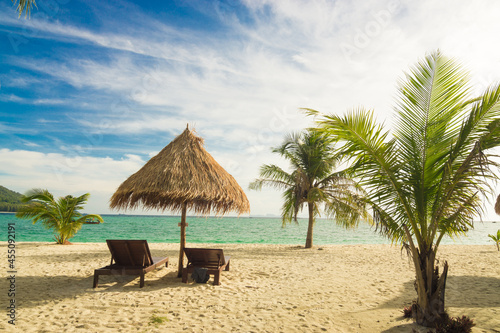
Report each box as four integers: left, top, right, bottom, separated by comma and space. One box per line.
10, 244, 185, 310
378, 274, 500, 332
14, 269, 187, 310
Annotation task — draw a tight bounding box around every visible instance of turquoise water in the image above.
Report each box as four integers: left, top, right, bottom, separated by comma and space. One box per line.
1, 213, 499, 245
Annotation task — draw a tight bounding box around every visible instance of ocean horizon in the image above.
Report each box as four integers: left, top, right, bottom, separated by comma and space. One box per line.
1, 213, 499, 246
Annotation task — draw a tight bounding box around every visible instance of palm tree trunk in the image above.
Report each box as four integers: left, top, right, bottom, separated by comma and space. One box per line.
305, 202, 314, 248
177, 202, 187, 277
403, 225, 448, 327
413, 249, 449, 327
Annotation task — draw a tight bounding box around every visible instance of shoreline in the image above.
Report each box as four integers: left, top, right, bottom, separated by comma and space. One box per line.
1, 243, 499, 332
3, 214, 499, 245
1, 240, 499, 246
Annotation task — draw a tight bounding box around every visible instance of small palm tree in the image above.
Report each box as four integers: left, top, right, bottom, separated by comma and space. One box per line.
249, 129, 366, 248
16, 189, 103, 244
308, 51, 500, 326
488, 230, 500, 251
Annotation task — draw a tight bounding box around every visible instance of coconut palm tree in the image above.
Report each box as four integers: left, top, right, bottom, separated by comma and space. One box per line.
12, 0, 36, 17
16, 189, 103, 244
307, 51, 500, 326
249, 129, 367, 248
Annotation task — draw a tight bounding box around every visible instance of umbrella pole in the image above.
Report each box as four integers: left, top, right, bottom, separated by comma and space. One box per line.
178, 202, 187, 277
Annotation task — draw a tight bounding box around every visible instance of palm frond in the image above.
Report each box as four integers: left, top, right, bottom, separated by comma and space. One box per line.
312, 51, 500, 250
250, 128, 356, 247
15, 189, 100, 244
315, 108, 418, 240
431, 83, 500, 232
11, 0, 37, 18
249, 164, 294, 191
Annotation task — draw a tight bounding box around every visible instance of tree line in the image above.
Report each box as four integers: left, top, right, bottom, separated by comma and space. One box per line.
0, 186, 24, 212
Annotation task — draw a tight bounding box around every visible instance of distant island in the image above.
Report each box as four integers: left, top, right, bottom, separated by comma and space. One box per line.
0, 185, 24, 212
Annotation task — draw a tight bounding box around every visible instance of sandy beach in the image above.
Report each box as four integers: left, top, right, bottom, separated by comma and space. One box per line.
1, 243, 499, 332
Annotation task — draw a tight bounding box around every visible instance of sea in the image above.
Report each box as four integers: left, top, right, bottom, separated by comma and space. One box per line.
1, 213, 499, 245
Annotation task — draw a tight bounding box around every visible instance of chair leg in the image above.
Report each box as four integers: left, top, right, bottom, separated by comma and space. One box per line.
140, 273, 145, 288
225, 262, 230, 271
213, 271, 221, 286
182, 268, 188, 283
93, 272, 99, 288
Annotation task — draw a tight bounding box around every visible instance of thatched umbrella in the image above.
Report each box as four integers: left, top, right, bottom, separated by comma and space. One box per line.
110, 126, 250, 276
495, 194, 500, 215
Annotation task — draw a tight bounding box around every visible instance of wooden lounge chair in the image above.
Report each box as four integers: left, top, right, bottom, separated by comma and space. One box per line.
93, 240, 169, 288
182, 248, 230, 286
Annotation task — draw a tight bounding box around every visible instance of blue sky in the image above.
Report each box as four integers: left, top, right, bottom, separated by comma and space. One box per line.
1, 0, 500, 219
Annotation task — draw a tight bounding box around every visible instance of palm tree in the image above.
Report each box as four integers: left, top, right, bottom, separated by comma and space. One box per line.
16, 189, 103, 244
12, 0, 37, 17
488, 229, 500, 251
307, 51, 500, 327
249, 129, 366, 248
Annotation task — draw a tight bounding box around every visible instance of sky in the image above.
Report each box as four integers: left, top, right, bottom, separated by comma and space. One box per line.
1, 0, 500, 219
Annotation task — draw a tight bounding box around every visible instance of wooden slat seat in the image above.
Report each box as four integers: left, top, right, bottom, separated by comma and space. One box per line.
182, 248, 230, 286
93, 240, 169, 288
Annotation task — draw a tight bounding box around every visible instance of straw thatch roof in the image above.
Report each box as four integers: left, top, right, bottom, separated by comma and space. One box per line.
495, 194, 500, 215
109, 126, 250, 215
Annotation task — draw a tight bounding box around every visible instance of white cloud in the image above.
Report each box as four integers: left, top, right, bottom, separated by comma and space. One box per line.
0, 94, 24, 103
0, 149, 146, 213
0, 93, 66, 106
2, 0, 500, 218
21, 140, 40, 148
0, 146, 279, 216
33, 98, 65, 105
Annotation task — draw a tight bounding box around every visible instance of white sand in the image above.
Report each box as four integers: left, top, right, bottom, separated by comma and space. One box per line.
0, 243, 499, 332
